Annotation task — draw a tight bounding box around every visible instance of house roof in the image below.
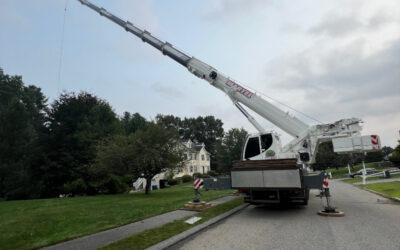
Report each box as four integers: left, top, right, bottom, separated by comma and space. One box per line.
193, 145, 203, 151
182, 139, 210, 154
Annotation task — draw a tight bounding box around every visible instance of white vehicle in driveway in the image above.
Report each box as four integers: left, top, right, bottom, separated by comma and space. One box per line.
349, 168, 377, 178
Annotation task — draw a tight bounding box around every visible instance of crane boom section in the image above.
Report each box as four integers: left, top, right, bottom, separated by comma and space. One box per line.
78, 0, 191, 66
78, 0, 310, 137
186, 58, 309, 137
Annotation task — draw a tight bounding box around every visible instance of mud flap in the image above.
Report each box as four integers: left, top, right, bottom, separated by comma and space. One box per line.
303, 172, 325, 189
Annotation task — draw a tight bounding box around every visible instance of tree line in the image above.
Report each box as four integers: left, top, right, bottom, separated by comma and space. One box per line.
312, 141, 393, 170
3, 70, 394, 200
0, 72, 248, 200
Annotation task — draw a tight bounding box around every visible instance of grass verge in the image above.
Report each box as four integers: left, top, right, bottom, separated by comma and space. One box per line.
363, 181, 400, 198
100, 197, 244, 250
0, 184, 232, 250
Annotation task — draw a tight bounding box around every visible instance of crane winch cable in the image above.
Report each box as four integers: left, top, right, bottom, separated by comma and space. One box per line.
57, 0, 69, 95
256, 89, 324, 124
236, 80, 324, 124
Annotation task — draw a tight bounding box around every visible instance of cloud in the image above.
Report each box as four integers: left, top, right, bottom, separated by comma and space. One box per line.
309, 1, 399, 38
268, 39, 400, 100
151, 82, 183, 98
0, 2, 27, 28
87, 1, 162, 64
309, 13, 363, 37
279, 22, 302, 33
114, 0, 159, 32
262, 7, 400, 147
203, 0, 271, 20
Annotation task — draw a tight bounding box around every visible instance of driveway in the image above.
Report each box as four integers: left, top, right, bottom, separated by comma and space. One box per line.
170, 180, 400, 250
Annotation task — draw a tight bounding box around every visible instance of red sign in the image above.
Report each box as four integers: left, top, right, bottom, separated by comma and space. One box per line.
225, 80, 254, 99
194, 178, 204, 190
371, 135, 378, 145
323, 174, 329, 187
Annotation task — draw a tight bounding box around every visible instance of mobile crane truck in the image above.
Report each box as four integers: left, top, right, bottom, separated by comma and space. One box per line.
78, 0, 381, 205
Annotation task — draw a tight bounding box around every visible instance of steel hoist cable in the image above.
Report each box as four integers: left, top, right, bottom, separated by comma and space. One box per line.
57, 0, 69, 95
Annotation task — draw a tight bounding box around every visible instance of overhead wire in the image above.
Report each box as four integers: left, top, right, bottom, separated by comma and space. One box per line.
256, 89, 324, 124
57, 0, 322, 125
57, 0, 69, 95
235, 79, 324, 124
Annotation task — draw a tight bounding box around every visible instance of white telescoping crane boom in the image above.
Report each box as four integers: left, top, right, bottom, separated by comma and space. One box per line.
77, 0, 380, 164
77, 0, 308, 136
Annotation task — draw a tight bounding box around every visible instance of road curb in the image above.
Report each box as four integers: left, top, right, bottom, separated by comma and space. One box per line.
360, 187, 400, 203
146, 203, 249, 250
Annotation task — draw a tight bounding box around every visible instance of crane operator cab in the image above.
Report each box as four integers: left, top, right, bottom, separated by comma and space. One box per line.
242, 132, 283, 160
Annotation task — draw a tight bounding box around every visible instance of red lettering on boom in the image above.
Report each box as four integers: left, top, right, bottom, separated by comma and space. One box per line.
225, 80, 254, 99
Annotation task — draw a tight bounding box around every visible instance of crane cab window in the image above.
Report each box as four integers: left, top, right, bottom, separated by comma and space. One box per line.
260, 134, 273, 151
245, 137, 260, 159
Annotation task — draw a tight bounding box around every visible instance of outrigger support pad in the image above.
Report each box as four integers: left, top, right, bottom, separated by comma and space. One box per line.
318, 188, 345, 217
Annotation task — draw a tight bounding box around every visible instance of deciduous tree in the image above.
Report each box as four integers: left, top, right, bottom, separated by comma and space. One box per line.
156, 114, 224, 170
0, 73, 47, 199
390, 141, 400, 165
92, 123, 184, 194
44, 92, 122, 196
121, 112, 148, 135
216, 128, 248, 174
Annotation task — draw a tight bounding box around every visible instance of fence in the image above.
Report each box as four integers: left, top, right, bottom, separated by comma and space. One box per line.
203, 177, 231, 190
360, 169, 400, 184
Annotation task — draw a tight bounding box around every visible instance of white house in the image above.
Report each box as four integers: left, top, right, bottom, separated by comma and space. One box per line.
133, 139, 211, 190
175, 139, 211, 177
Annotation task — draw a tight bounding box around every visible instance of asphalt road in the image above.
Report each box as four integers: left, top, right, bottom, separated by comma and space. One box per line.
170, 180, 400, 250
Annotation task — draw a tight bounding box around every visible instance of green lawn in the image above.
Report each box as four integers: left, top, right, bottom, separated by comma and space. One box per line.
0, 184, 232, 250
363, 181, 400, 198
101, 197, 244, 250
325, 162, 385, 179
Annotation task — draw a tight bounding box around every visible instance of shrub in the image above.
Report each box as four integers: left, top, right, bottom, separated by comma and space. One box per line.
181, 175, 193, 183
390, 151, 400, 165
207, 170, 218, 177
167, 179, 178, 186
192, 172, 212, 178
64, 178, 87, 195
105, 175, 129, 194
165, 171, 175, 180
121, 174, 134, 185
174, 177, 182, 184
193, 172, 202, 178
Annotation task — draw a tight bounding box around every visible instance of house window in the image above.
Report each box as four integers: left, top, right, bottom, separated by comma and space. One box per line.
194, 166, 197, 172
201, 155, 205, 161
192, 153, 195, 160
187, 154, 191, 160
190, 166, 193, 173
207, 155, 210, 161
202, 166, 205, 173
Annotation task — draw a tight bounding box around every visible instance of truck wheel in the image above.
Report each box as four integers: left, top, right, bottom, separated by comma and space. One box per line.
302, 188, 310, 205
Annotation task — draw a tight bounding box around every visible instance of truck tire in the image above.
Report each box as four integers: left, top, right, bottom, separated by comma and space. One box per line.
301, 188, 310, 205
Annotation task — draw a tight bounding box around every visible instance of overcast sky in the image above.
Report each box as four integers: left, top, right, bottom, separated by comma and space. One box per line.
1, 0, 399, 147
